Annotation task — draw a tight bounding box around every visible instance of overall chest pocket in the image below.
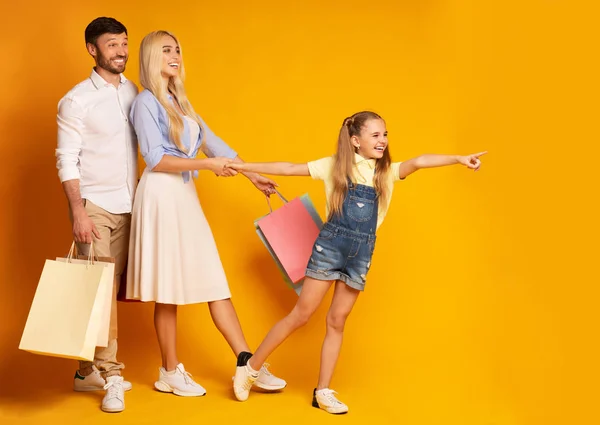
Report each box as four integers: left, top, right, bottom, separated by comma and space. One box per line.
347, 196, 375, 222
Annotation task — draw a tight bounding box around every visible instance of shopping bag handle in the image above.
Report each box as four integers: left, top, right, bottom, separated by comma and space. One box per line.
66, 240, 97, 264
265, 189, 289, 213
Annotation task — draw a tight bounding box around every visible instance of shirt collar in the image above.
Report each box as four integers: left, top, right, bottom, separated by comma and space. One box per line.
90, 68, 128, 89
354, 153, 376, 169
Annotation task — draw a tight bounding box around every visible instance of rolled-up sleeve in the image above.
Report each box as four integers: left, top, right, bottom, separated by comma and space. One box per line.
130, 97, 166, 170
391, 162, 405, 181
198, 116, 238, 159
56, 97, 84, 182
307, 157, 334, 181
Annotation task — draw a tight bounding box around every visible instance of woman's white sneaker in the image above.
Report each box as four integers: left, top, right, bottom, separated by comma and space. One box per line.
154, 363, 206, 397
233, 351, 258, 401
312, 388, 349, 414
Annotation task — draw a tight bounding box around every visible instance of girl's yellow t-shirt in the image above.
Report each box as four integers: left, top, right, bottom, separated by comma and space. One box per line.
307, 153, 404, 230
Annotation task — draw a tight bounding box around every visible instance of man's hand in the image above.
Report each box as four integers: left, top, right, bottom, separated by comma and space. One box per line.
72, 209, 100, 244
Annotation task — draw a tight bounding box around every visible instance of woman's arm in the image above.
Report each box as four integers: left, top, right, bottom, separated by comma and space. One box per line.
152, 155, 233, 175
131, 97, 234, 176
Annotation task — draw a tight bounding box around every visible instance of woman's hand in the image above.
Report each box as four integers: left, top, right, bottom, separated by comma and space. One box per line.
250, 174, 278, 196
207, 157, 238, 176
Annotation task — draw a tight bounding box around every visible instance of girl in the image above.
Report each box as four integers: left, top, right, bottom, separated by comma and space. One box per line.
228, 111, 486, 413
126, 30, 286, 396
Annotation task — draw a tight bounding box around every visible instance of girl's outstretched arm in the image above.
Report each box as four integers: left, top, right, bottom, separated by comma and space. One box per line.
398, 151, 487, 179
227, 161, 310, 176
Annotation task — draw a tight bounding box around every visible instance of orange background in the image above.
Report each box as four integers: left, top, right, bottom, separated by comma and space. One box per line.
1, 1, 598, 424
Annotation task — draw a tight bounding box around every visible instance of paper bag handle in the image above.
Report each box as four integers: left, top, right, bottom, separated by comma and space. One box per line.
265, 189, 289, 213
66, 241, 97, 264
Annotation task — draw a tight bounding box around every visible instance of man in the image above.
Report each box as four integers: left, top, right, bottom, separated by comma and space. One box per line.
56, 17, 138, 413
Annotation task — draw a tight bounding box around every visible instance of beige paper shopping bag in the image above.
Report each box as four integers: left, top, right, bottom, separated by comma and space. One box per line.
19, 242, 113, 361
55, 254, 115, 348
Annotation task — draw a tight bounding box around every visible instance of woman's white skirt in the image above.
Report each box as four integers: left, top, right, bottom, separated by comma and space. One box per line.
126, 169, 231, 305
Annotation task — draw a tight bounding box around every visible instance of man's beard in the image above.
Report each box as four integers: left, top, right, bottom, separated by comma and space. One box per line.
97, 50, 127, 75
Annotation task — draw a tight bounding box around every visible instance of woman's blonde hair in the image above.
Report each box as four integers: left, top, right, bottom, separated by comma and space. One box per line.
139, 30, 204, 152
329, 111, 392, 219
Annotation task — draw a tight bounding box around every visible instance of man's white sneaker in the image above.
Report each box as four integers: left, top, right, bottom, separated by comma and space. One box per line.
154, 363, 206, 397
101, 376, 125, 413
312, 388, 349, 414
254, 363, 286, 391
233, 351, 258, 401
73, 366, 132, 392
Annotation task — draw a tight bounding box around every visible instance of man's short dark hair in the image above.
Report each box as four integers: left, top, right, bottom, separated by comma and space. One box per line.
85, 17, 127, 46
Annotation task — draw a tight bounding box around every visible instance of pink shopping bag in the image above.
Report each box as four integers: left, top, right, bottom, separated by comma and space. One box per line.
255, 191, 323, 285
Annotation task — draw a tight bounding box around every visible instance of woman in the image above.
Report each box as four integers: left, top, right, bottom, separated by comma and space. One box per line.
126, 30, 286, 397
